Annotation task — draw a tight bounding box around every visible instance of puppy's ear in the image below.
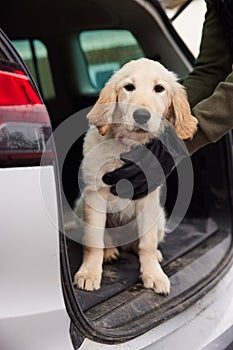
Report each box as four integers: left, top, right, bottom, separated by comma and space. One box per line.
87, 81, 117, 135
167, 82, 198, 139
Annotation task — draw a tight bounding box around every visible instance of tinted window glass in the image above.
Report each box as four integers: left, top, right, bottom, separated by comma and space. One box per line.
12, 39, 56, 100
79, 30, 144, 89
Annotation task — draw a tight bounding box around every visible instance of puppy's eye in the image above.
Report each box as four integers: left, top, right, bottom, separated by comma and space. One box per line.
154, 85, 165, 93
124, 84, 135, 91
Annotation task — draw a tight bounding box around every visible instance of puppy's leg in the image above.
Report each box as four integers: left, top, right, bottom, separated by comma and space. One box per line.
157, 207, 166, 262
103, 229, 120, 262
74, 190, 107, 291
157, 207, 166, 243
75, 245, 103, 291
136, 193, 170, 295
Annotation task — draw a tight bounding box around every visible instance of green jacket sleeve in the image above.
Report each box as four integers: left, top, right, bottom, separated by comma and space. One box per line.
184, 0, 233, 154
186, 71, 233, 154
183, 0, 232, 108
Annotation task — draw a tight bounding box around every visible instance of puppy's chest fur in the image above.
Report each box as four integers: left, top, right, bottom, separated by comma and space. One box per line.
82, 127, 139, 225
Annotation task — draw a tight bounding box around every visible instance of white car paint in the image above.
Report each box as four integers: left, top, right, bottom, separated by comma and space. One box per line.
0, 166, 73, 350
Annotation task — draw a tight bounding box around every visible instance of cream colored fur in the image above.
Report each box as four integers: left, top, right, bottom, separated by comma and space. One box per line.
73, 58, 197, 294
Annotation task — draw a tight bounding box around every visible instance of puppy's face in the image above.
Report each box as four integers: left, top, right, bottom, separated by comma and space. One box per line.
87, 58, 197, 142
113, 62, 174, 141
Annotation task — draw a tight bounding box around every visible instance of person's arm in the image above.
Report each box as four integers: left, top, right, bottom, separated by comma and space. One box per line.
183, 0, 232, 108
183, 0, 233, 154
185, 70, 233, 154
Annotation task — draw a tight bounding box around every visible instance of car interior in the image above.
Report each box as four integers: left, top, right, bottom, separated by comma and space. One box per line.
1, 0, 233, 345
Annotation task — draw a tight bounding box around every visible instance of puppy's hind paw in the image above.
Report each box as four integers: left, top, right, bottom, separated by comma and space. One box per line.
104, 247, 120, 263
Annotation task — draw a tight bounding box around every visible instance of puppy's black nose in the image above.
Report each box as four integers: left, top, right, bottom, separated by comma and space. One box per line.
133, 108, 151, 124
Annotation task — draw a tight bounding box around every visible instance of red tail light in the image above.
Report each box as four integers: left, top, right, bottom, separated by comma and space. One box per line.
0, 64, 53, 165
0, 69, 42, 106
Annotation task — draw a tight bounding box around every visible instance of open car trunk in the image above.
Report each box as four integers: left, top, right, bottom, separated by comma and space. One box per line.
62, 135, 233, 346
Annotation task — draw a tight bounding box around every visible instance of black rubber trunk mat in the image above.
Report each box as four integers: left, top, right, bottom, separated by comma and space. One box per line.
66, 217, 218, 311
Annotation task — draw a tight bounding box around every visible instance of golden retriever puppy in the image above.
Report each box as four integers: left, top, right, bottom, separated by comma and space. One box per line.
73, 58, 197, 294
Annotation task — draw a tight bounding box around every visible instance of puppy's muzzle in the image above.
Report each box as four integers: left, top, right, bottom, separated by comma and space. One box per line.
133, 108, 151, 125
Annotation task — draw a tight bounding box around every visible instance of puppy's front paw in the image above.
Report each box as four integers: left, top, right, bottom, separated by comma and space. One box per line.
74, 267, 102, 291
104, 247, 120, 263
142, 271, 170, 295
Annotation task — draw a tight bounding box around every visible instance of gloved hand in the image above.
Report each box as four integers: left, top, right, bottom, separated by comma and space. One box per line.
102, 125, 189, 200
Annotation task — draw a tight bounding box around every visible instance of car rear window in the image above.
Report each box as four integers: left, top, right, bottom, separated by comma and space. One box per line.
11, 39, 56, 101
79, 29, 145, 89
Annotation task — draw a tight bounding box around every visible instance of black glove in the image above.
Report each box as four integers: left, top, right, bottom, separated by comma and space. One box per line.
102, 126, 189, 200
